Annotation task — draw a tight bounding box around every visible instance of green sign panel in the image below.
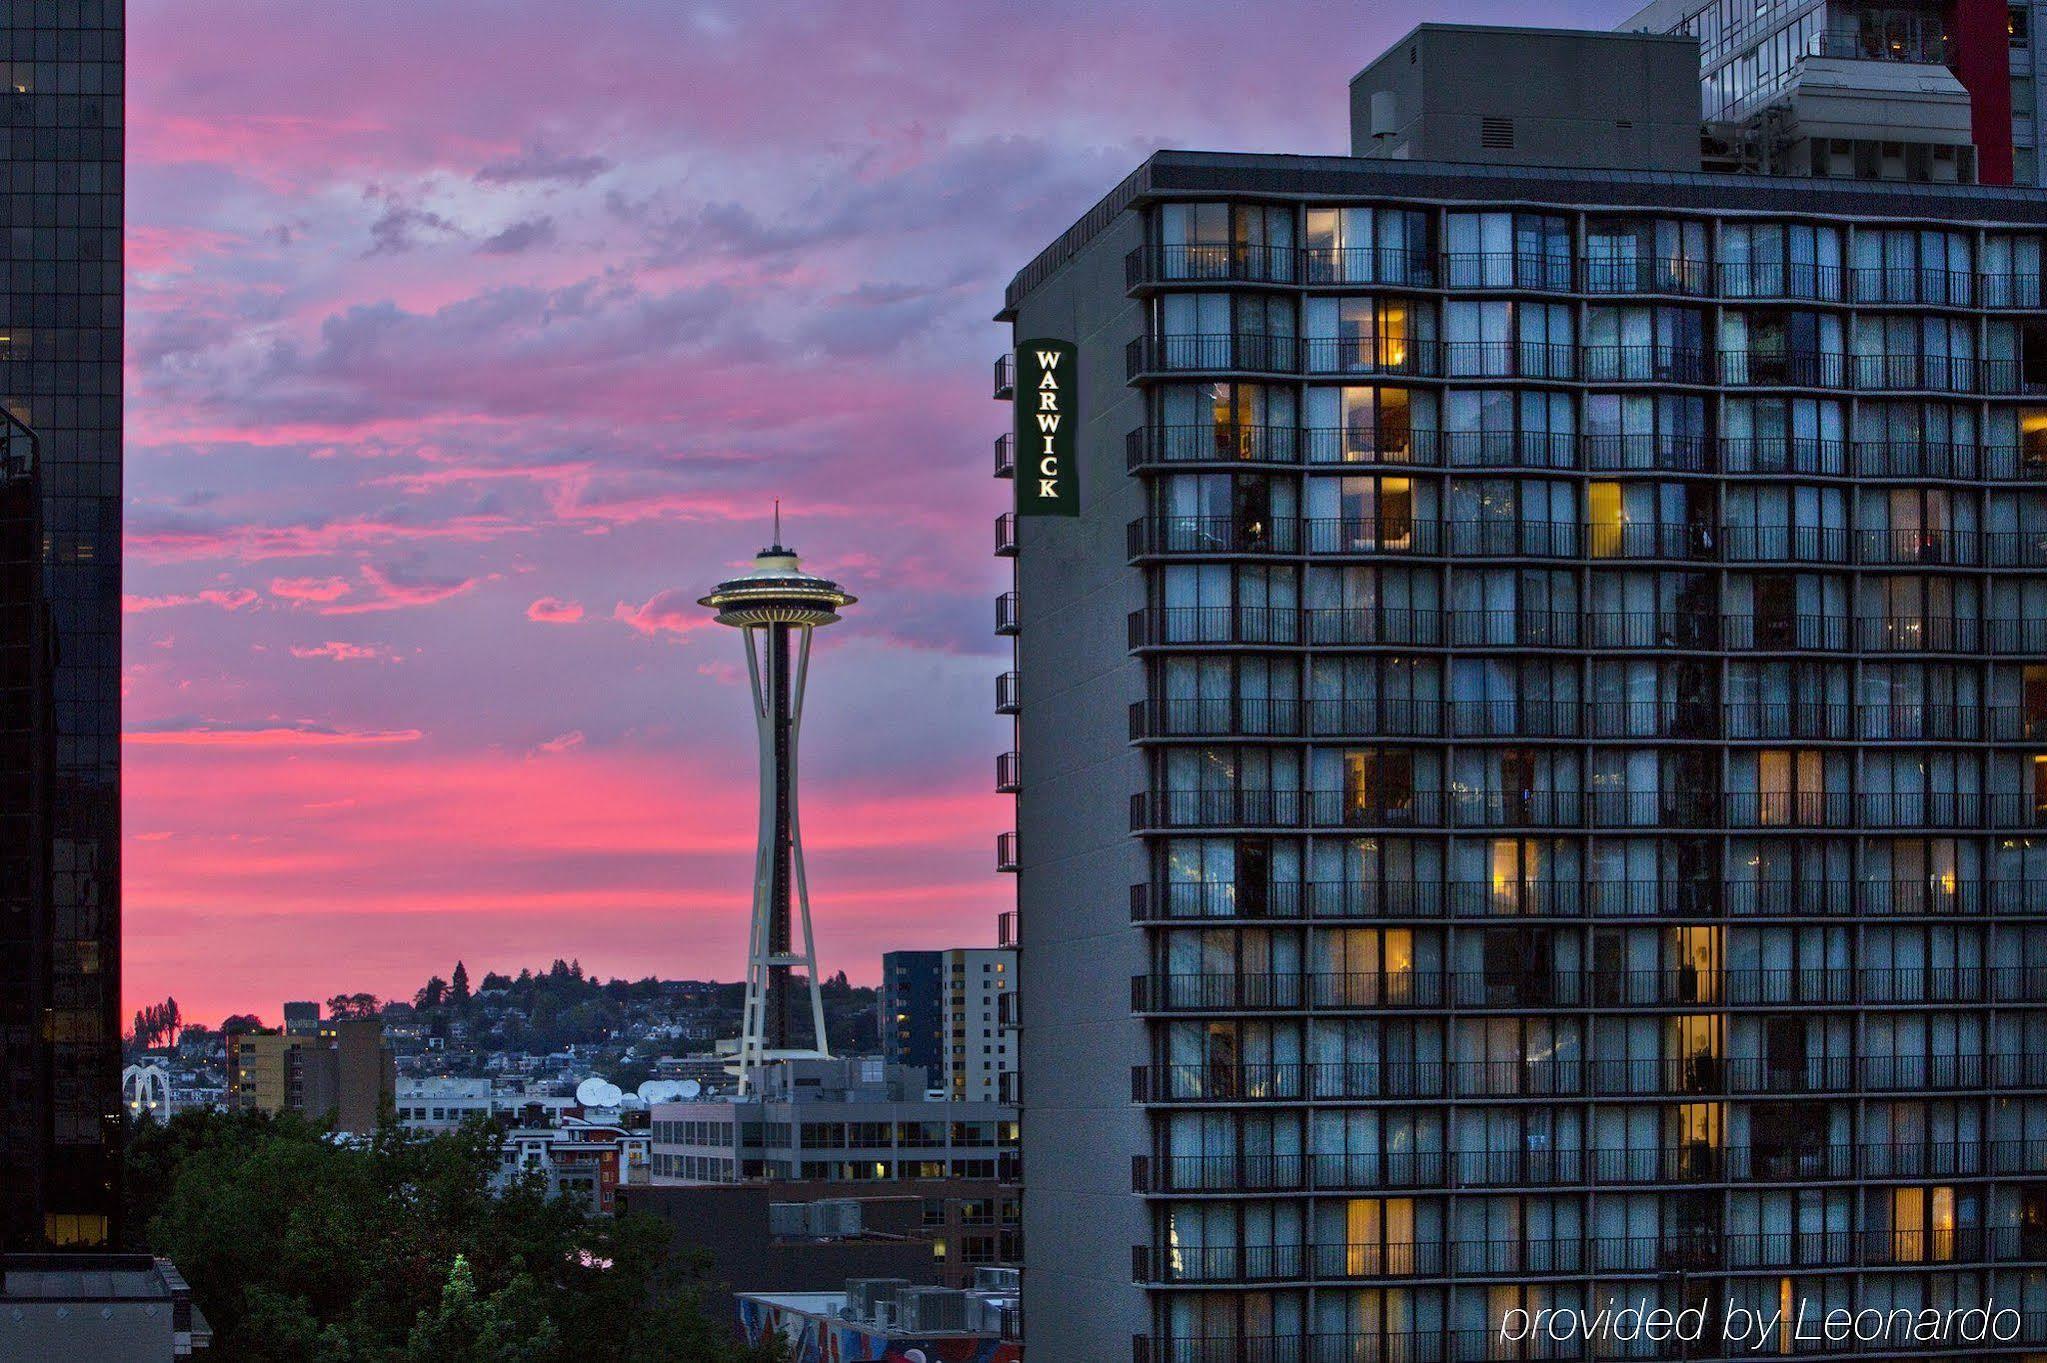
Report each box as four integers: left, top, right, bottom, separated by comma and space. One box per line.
1015, 339, 1078, 517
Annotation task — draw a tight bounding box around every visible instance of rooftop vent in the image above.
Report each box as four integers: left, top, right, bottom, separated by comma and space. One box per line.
1480, 117, 1515, 150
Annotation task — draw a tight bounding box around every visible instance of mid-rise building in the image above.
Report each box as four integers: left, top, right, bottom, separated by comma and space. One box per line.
226, 1020, 394, 1135
495, 1119, 649, 1214
881, 947, 1017, 1102
648, 1058, 1017, 1185
997, 23, 2047, 1362
0, 2, 125, 1252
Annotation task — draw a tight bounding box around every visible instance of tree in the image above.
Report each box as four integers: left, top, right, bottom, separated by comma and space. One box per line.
450, 960, 472, 1007
220, 1013, 263, 1036
327, 992, 380, 1021
416, 975, 448, 1010
130, 1110, 787, 1362
131, 997, 183, 1049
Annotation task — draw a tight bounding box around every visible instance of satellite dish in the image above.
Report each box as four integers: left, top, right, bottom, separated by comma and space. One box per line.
576, 1076, 622, 1108
679, 1079, 702, 1100
636, 1080, 688, 1104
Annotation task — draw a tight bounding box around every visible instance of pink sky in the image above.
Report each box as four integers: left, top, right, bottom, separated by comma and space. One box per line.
122, 0, 1627, 1025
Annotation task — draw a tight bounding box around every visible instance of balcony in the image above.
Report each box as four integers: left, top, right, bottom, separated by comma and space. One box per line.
997, 989, 1020, 1028
994, 511, 1017, 557
1128, 605, 1300, 649
1129, 698, 1305, 741
1714, 260, 1845, 302
1307, 605, 1445, 647
1578, 255, 1710, 296
994, 670, 1020, 715
995, 750, 1020, 794
994, 591, 1019, 635
1721, 435, 1847, 475
1126, 423, 1300, 470
997, 909, 1017, 948
1306, 697, 1444, 739
1127, 332, 1298, 379
1583, 433, 1710, 473
1298, 335, 1437, 379
1857, 614, 1983, 653
1128, 515, 1302, 558
992, 353, 1014, 400
994, 831, 1018, 873
1449, 697, 1583, 738
1299, 246, 1435, 288
1721, 523, 1847, 564
993, 432, 1015, 478
1439, 251, 1574, 291
1722, 701, 1854, 741
1849, 263, 1974, 306
1124, 242, 1296, 288
1446, 609, 1580, 649
1718, 350, 1847, 388
1580, 344, 1710, 384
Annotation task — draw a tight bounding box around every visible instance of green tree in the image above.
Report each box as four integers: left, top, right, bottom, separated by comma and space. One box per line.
450, 960, 472, 1007
133, 1110, 786, 1362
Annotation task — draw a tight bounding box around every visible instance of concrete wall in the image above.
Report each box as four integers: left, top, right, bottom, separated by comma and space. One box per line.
1011, 208, 1151, 1362
1351, 24, 1702, 170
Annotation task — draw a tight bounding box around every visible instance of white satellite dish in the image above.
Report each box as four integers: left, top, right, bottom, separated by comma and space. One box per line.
678, 1078, 702, 1100
636, 1080, 688, 1104
575, 1076, 622, 1108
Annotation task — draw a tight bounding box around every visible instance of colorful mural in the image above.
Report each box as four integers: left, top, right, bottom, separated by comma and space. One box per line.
738, 1296, 1023, 1363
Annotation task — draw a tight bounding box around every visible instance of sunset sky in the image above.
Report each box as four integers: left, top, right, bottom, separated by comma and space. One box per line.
122, 0, 1627, 1024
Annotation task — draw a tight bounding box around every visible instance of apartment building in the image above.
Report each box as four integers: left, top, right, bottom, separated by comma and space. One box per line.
997, 25, 2047, 1362
882, 948, 1018, 1102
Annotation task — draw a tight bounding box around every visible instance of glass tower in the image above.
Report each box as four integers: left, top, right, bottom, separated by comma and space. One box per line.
0, 0, 125, 1250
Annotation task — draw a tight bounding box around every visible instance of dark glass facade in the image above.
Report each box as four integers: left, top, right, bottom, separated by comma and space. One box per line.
0, 0, 124, 1250
1002, 155, 2047, 1362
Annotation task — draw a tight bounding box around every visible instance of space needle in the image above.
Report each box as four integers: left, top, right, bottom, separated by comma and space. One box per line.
699, 506, 856, 1095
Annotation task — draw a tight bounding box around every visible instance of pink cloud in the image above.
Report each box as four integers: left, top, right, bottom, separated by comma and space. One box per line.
536, 730, 585, 754
319, 563, 485, 615
270, 575, 354, 603
526, 596, 584, 624
123, 587, 260, 614
612, 589, 707, 639
289, 641, 396, 663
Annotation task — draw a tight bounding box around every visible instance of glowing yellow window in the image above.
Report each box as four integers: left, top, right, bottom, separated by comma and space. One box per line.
1588, 481, 1623, 557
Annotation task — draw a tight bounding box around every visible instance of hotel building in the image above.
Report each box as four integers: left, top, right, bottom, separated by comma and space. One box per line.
997, 24, 2047, 1363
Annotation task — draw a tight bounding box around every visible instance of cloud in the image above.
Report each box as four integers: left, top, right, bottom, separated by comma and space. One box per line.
320, 563, 485, 615
536, 730, 585, 754
288, 641, 396, 662
612, 589, 707, 639
363, 183, 463, 256
475, 143, 612, 187
123, 587, 260, 614
526, 596, 584, 624
477, 215, 557, 255
127, 722, 424, 748
270, 575, 354, 603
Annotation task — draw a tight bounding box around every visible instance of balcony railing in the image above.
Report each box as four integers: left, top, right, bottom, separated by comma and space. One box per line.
1125, 242, 1297, 287
1128, 333, 1299, 378
994, 510, 1017, 556
1132, 1052, 2047, 1106
994, 591, 1019, 635
995, 750, 1020, 794
1132, 964, 2047, 1015
995, 831, 1018, 873
1131, 876, 2042, 924
992, 353, 1014, 400
993, 431, 1014, 478
995, 670, 1019, 715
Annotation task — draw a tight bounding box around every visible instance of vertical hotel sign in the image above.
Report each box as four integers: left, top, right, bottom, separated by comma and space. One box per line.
1016, 339, 1078, 517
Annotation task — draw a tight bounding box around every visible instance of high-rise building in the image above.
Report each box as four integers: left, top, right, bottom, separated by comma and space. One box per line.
0, 3, 124, 1252
882, 948, 1017, 1103
997, 23, 2047, 1362
1622, 0, 2046, 185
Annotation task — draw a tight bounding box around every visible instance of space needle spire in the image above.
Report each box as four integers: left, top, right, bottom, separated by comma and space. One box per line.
699, 507, 856, 1094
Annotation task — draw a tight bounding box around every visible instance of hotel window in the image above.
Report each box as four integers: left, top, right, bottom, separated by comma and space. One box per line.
1303, 385, 1431, 465
1157, 202, 1295, 282
1304, 297, 1429, 376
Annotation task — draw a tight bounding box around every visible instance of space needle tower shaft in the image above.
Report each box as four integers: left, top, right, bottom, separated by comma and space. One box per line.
698, 508, 856, 1095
